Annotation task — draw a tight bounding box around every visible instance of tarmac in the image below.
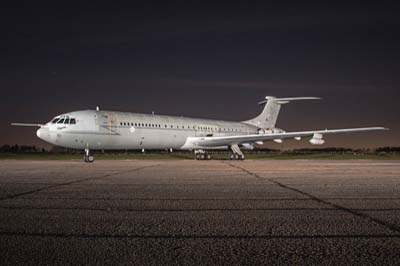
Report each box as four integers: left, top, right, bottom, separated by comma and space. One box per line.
0, 159, 400, 265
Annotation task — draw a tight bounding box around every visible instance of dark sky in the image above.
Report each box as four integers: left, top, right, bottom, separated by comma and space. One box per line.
1, 2, 399, 148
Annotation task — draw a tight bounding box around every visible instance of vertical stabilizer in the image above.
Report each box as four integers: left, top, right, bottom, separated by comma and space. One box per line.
243, 96, 320, 129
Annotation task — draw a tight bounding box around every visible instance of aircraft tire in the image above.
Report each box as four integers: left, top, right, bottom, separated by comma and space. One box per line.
87, 155, 95, 163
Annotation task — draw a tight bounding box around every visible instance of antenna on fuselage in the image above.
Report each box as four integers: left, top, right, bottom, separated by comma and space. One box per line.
96, 106, 99, 111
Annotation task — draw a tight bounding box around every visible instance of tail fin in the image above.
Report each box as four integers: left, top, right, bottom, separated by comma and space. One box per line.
243, 96, 321, 129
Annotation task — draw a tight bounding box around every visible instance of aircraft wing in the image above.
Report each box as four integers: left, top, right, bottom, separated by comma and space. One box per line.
185, 127, 387, 147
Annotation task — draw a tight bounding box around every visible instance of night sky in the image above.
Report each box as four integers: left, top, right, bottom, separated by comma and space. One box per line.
1, 2, 399, 149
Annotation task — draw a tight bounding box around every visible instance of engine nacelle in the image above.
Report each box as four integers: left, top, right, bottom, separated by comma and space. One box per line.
241, 143, 254, 150
309, 138, 325, 145
309, 133, 325, 145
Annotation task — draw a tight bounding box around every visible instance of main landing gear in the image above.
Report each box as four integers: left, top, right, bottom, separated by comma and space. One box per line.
194, 149, 211, 160
83, 148, 94, 163
229, 144, 245, 160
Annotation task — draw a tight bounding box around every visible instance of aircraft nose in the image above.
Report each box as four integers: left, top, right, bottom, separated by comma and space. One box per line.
36, 128, 43, 138
36, 127, 50, 141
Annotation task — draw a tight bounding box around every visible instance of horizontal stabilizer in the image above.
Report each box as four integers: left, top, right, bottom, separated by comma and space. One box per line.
11, 123, 43, 127
258, 97, 321, 105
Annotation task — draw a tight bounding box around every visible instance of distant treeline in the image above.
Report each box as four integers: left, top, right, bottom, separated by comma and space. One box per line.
1, 144, 400, 154
0, 144, 46, 153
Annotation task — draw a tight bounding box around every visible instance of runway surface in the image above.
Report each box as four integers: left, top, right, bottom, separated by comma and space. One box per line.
0, 159, 400, 265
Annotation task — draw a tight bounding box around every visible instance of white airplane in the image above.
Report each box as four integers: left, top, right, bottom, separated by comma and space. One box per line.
12, 96, 387, 162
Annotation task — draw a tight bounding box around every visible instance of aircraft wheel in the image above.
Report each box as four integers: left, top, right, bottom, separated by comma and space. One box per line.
206, 154, 211, 160
240, 154, 245, 160
234, 154, 240, 160
200, 154, 205, 160
87, 155, 95, 163
229, 154, 234, 160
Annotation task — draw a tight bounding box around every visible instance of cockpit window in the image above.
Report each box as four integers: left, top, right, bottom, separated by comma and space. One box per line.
51, 118, 60, 123
57, 118, 65, 124
64, 118, 70, 124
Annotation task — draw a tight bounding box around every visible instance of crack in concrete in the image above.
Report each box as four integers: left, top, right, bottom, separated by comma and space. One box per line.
225, 162, 400, 234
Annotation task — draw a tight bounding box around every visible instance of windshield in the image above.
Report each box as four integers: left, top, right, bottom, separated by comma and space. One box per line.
51, 116, 76, 125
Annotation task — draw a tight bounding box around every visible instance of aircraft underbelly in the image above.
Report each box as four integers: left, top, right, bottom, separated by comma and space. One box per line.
92, 128, 189, 150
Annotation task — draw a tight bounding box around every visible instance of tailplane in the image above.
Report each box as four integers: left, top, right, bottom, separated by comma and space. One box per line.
243, 96, 321, 129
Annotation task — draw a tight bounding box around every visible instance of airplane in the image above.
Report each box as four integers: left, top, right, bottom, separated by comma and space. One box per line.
11, 96, 387, 163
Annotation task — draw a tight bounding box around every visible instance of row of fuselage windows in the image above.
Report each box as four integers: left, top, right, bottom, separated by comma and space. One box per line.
119, 122, 243, 132
51, 118, 76, 124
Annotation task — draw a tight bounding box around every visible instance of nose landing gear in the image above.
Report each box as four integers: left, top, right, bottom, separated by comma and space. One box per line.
84, 148, 94, 163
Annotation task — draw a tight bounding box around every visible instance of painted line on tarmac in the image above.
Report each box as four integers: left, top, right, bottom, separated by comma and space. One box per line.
0, 231, 400, 240
7, 196, 400, 201
1, 206, 399, 212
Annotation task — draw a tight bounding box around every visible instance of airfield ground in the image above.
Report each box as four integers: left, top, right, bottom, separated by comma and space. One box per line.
0, 159, 400, 265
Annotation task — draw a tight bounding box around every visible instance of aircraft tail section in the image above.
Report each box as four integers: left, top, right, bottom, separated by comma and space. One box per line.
243, 96, 320, 129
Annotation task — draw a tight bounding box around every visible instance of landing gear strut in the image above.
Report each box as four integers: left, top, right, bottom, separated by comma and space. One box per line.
229, 144, 245, 160
84, 148, 94, 163
194, 149, 211, 160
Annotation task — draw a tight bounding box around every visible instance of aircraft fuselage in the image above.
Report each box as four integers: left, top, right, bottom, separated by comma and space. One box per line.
36, 110, 260, 150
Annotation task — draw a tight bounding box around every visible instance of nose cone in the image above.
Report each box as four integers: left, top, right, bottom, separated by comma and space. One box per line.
36, 127, 51, 143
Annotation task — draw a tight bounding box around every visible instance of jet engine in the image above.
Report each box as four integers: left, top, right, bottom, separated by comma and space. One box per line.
309, 133, 325, 145
241, 143, 254, 150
